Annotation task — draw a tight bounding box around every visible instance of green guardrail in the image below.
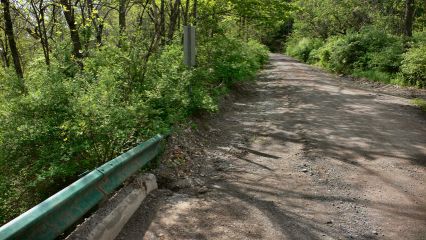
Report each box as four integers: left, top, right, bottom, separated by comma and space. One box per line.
0, 134, 166, 240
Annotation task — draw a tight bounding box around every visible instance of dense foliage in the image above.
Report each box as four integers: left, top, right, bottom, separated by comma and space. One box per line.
0, 0, 273, 224
285, 0, 426, 88
400, 44, 426, 87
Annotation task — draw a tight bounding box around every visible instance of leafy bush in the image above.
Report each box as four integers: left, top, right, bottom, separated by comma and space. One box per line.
286, 37, 323, 62
200, 36, 269, 85
312, 28, 404, 74
412, 31, 426, 47
311, 36, 342, 69
0, 60, 75, 222
400, 45, 426, 88
367, 42, 404, 73
247, 40, 270, 67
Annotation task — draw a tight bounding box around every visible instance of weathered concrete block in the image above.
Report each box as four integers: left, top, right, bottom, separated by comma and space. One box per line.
66, 173, 157, 240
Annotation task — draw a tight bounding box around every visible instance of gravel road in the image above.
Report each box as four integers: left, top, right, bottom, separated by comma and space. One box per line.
117, 54, 426, 240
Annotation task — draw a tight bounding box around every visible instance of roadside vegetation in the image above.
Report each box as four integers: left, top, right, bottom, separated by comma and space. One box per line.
411, 98, 426, 111
285, 0, 426, 88
0, 0, 290, 224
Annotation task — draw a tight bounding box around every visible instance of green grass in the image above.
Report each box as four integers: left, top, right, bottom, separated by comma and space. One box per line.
350, 70, 420, 88
411, 98, 426, 112
351, 70, 393, 84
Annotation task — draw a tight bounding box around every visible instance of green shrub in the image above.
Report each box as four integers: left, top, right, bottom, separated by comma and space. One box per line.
400, 45, 426, 88
286, 37, 323, 62
201, 36, 269, 85
367, 42, 404, 73
412, 31, 426, 47
314, 28, 403, 74
142, 43, 193, 127
0, 60, 75, 222
312, 36, 343, 69
246, 40, 270, 67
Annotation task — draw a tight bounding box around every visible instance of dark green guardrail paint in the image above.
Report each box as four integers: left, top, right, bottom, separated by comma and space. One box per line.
0, 134, 165, 240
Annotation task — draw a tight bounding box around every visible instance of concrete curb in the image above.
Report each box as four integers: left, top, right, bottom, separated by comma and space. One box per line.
66, 173, 157, 240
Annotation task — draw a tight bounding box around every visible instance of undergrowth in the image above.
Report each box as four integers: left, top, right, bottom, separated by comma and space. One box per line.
285, 28, 426, 88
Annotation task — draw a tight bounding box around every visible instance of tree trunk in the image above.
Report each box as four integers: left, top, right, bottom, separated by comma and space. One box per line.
118, 0, 127, 46
137, 0, 150, 30
96, 24, 104, 46
31, 0, 50, 65
1, 0, 25, 91
160, 0, 165, 45
184, 0, 189, 25
168, 0, 180, 42
40, 9, 50, 65
60, 0, 83, 60
49, 5, 58, 40
87, 0, 103, 46
244, 16, 248, 42
192, 0, 197, 25
403, 0, 415, 37
0, 38, 9, 68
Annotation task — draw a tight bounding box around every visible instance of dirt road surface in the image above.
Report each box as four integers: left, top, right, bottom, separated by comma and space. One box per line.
117, 54, 426, 240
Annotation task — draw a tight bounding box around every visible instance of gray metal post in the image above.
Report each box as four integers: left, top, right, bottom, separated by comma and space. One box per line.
184, 25, 196, 68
